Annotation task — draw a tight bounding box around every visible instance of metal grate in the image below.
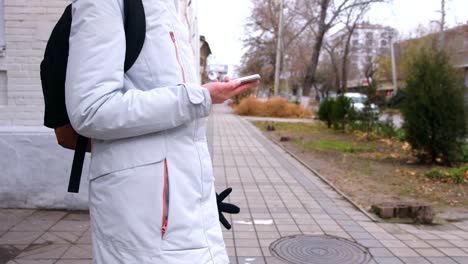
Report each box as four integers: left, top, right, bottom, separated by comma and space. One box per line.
269, 235, 372, 264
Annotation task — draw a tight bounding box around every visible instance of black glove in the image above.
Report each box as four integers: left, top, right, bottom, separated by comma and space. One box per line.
216, 187, 240, 230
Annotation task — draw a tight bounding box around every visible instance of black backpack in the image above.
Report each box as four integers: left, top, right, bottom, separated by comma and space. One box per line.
40, 0, 146, 193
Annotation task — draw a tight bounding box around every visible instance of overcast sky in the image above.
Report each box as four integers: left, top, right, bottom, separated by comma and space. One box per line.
198, 0, 468, 76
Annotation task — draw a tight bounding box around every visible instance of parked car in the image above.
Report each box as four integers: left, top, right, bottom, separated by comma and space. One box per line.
344, 92, 379, 115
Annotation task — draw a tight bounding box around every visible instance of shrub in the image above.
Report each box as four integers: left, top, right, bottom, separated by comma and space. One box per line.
387, 89, 407, 109
396, 128, 406, 142
318, 98, 334, 128
234, 96, 266, 116
331, 95, 354, 130
402, 49, 466, 165
235, 96, 312, 118
375, 121, 398, 138
318, 95, 355, 130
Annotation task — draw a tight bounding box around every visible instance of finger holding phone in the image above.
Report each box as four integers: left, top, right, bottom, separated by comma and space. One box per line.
203, 74, 261, 104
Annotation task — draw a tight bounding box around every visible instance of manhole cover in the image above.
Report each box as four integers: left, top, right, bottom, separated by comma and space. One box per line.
269, 235, 372, 264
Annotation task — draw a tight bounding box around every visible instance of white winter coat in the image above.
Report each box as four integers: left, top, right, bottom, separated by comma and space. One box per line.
65, 0, 228, 263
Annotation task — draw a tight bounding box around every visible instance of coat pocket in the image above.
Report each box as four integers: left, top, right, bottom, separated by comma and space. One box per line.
89, 132, 166, 180
89, 160, 166, 252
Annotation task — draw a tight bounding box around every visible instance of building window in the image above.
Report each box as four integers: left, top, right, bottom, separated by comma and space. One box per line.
352, 39, 359, 46
381, 39, 387, 47
366, 32, 373, 39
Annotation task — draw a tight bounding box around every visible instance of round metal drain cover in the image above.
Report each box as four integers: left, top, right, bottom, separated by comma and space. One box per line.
269, 235, 372, 264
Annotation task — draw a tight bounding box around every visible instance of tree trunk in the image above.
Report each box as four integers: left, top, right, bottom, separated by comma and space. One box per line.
302, 0, 330, 96
303, 27, 327, 96
341, 29, 354, 92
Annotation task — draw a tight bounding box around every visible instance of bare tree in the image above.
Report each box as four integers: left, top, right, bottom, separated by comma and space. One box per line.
323, 40, 342, 90
301, 0, 388, 97
240, 0, 389, 98
240, 0, 315, 93
339, 4, 370, 92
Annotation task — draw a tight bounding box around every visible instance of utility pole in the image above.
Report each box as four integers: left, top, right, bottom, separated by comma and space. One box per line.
439, 0, 446, 49
389, 31, 398, 94
273, 0, 284, 96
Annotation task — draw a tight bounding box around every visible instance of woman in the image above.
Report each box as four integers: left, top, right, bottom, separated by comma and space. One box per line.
65, 0, 258, 263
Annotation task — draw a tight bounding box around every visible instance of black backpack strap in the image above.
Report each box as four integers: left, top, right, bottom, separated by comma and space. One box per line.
123, 0, 146, 72
68, 135, 88, 193
67, 0, 146, 193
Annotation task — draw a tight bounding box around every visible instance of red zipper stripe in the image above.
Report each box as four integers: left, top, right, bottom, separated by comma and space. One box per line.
161, 159, 168, 238
170, 31, 186, 82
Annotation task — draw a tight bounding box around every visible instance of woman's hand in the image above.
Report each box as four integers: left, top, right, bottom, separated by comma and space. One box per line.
202, 76, 259, 104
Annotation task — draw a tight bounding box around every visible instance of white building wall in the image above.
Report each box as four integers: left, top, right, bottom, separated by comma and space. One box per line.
0, 0, 199, 209
0, 0, 67, 126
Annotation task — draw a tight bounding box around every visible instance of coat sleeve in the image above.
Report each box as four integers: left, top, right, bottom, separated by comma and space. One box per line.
65, 0, 211, 141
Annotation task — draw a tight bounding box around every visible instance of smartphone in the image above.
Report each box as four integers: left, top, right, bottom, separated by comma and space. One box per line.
236, 74, 261, 84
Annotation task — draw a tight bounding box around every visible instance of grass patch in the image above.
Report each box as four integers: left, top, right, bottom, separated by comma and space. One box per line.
424, 165, 467, 184
400, 185, 415, 196
297, 139, 375, 153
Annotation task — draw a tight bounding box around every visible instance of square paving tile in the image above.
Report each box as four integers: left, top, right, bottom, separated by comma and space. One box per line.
380, 240, 408, 248
236, 247, 263, 257
403, 240, 432, 249
438, 247, 468, 257
373, 257, 404, 264
61, 245, 92, 259
414, 248, 444, 257
0, 232, 43, 245
56, 260, 92, 264
349, 232, 375, 240
388, 247, 420, 257
398, 257, 431, 264
427, 240, 455, 248
10, 220, 56, 232
369, 247, 394, 257
26, 211, 66, 222
425, 257, 459, 264
50, 221, 89, 233
263, 257, 289, 263
76, 231, 91, 245
10, 260, 56, 264
452, 256, 468, 264
62, 213, 90, 222
235, 239, 260, 247
356, 239, 384, 248
16, 244, 70, 259
35, 232, 81, 245
237, 256, 266, 264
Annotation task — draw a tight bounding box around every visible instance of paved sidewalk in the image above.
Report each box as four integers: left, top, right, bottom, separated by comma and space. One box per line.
1, 105, 468, 264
